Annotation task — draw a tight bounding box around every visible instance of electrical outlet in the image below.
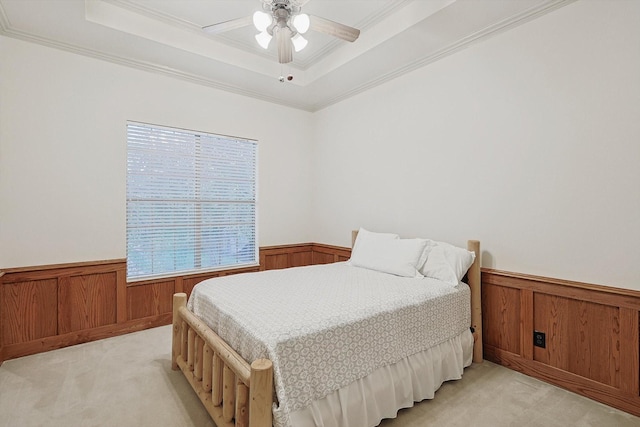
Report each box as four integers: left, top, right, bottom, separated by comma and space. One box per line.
533, 331, 546, 348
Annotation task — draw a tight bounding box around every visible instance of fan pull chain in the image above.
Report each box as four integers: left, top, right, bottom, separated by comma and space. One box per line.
278, 64, 293, 83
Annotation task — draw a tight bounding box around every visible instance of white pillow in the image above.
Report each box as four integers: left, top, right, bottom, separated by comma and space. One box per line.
348, 228, 399, 262
420, 240, 476, 286
416, 239, 437, 271
349, 237, 429, 278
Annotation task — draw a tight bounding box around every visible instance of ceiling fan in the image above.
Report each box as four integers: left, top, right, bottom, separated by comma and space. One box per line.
202, 0, 361, 64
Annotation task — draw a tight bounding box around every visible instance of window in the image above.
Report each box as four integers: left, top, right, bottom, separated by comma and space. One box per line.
126, 122, 258, 281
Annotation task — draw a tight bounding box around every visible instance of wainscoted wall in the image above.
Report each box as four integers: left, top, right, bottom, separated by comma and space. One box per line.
482, 270, 640, 417
260, 243, 351, 270
2, 248, 639, 418
0, 243, 349, 364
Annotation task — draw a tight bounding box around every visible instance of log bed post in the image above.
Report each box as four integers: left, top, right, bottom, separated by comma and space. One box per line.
172, 293, 186, 371
467, 240, 483, 363
249, 359, 273, 427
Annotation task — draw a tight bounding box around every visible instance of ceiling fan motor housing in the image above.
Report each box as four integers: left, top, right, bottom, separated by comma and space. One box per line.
264, 0, 301, 37
263, 0, 301, 16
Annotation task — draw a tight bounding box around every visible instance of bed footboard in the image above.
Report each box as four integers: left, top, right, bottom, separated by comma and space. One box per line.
172, 293, 273, 427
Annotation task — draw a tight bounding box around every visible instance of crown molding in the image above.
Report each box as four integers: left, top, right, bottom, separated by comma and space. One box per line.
310, 0, 576, 111
0, 1, 9, 31
104, 0, 281, 66
1, 0, 574, 113
0, 24, 313, 111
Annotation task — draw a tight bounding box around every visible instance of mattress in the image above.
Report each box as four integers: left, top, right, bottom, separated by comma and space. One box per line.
188, 262, 471, 427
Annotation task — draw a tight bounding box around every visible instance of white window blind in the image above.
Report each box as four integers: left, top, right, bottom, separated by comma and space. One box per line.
126, 122, 258, 281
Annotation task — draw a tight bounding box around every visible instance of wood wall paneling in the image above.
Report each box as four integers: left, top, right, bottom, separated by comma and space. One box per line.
482, 269, 640, 417
264, 254, 289, 270
2, 279, 58, 345
311, 252, 335, 265
481, 283, 520, 355
58, 272, 118, 334
533, 293, 621, 388
311, 244, 351, 265
258, 243, 350, 268
127, 281, 175, 321
0, 272, 3, 363
260, 244, 316, 271
520, 289, 534, 360
116, 267, 127, 324
290, 251, 312, 267
618, 308, 639, 396
0, 261, 127, 362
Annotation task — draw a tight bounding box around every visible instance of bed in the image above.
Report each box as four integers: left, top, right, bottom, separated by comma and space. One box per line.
172, 231, 482, 427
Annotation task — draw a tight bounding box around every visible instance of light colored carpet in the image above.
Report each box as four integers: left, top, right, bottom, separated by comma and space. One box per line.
0, 325, 637, 427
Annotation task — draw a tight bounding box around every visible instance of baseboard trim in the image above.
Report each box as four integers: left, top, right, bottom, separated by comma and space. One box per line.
2, 314, 171, 361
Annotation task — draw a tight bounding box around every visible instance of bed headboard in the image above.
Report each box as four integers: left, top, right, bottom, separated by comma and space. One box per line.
350, 230, 483, 363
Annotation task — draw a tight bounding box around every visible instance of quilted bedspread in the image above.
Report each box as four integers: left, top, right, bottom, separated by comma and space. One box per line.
188, 262, 470, 427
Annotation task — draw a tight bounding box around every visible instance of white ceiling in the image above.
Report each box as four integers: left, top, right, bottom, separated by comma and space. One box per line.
0, 0, 573, 111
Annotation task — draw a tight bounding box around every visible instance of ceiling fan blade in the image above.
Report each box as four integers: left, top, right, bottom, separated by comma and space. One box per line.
309, 15, 360, 42
202, 16, 252, 34
276, 27, 293, 64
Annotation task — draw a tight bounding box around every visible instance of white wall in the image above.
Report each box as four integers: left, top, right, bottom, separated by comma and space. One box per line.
311, 0, 640, 290
2, 1, 638, 291
0, 36, 314, 268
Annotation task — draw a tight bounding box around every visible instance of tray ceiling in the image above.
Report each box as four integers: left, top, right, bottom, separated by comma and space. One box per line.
0, 0, 573, 111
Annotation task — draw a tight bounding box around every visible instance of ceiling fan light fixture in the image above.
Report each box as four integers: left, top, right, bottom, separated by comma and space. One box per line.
253, 11, 272, 32
203, 1, 361, 64
255, 30, 273, 49
293, 13, 310, 34
291, 33, 308, 52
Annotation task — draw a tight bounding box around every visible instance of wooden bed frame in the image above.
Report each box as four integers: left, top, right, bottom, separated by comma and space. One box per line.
171, 238, 482, 427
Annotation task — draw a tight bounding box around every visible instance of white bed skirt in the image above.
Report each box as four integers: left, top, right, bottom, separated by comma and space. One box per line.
286, 329, 474, 427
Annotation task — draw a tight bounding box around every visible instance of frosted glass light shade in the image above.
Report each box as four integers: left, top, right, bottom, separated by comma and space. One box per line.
255, 30, 272, 49
293, 13, 310, 34
291, 33, 308, 52
253, 11, 272, 32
